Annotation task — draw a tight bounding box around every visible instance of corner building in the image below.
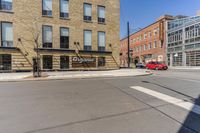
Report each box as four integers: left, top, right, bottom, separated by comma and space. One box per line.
0, 0, 120, 72
120, 15, 173, 67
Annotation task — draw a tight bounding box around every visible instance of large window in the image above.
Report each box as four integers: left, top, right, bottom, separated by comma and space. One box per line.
43, 25, 52, 48
84, 30, 92, 51
98, 6, 105, 23
84, 3, 92, 21
43, 55, 53, 69
60, 56, 69, 69
42, 0, 52, 16
98, 31, 106, 51
1, 22, 13, 47
0, 0, 12, 11
0, 54, 11, 70
185, 24, 200, 43
60, 0, 69, 19
167, 30, 183, 47
60, 27, 69, 49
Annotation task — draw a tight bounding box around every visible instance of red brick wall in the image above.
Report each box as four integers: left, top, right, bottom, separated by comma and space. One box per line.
120, 17, 170, 67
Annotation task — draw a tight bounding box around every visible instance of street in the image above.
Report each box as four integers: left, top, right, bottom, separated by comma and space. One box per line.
0, 69, 200, 133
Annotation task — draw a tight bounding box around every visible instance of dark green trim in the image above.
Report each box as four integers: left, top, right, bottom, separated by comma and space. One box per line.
35, 48, 112, 55
79, 50, 112, 55
35, 48, 75, 53
0, 47, 19, 51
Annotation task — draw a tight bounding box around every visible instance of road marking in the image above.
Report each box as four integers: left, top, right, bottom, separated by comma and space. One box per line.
154, 75, 200, 83
130, 86, 200, 115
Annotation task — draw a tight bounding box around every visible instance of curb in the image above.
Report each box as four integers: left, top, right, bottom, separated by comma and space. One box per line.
0, 72, 153, 82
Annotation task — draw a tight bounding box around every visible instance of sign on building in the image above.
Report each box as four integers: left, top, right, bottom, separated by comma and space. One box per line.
72, 56, 96, 68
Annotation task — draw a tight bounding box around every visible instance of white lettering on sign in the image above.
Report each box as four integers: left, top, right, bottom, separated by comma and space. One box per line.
72, 57, 95, 63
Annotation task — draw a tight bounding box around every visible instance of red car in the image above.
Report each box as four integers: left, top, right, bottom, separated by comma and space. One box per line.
146, 62, 168, 70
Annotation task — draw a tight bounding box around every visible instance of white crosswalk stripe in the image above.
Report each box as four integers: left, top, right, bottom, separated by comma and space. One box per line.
130, 86, 200, 115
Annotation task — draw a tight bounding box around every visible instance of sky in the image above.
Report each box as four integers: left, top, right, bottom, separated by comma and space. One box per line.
120, 0, 200, 39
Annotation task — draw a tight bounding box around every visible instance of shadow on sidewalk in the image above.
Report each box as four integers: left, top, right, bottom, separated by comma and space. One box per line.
178, 96, 200, 133
141, 80, 200, 133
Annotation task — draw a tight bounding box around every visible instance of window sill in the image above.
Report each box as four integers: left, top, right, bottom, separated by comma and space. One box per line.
98, 22, 106, 25
42, 15, 53, 18
84, 20, 93, 23
0, 10, 14, 14
60, 17, 70, 20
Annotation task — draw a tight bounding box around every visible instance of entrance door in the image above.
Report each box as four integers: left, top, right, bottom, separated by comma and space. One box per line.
60, 56, 69, 69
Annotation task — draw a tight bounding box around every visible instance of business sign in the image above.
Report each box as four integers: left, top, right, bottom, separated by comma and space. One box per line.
72, 56, 96, 68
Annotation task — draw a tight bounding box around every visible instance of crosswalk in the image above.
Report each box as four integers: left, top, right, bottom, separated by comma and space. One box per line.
130, 86, 200, 115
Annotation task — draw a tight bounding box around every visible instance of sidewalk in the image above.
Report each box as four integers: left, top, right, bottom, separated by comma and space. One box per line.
169, 66, 200, 70
0, 69, 152, 82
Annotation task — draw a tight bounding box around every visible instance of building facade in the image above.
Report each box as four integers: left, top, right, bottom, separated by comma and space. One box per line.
167, 16, 200, 67
0, 0, 120, 72
120, 15, 173, 67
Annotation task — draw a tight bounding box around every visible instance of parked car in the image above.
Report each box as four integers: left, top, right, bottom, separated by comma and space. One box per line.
136, 62, 146, 69
146, 61, 168, 70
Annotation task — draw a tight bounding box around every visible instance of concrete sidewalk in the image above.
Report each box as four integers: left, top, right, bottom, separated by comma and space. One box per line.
0, 69, 152, 82
169, 66, 200, 70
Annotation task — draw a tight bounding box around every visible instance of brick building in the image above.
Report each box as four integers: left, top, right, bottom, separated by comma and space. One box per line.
120, 15, 173, 67
0, 0, 120, 72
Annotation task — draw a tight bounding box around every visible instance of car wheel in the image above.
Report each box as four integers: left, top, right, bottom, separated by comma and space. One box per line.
155, 67, 159, 70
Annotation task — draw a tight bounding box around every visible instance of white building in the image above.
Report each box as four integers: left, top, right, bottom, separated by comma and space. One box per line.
167, 15, 200, 66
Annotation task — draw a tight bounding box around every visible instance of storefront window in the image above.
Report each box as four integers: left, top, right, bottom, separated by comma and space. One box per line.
0, 54, 11, 70
98, 57, 106, 67
43, 55, 52, 69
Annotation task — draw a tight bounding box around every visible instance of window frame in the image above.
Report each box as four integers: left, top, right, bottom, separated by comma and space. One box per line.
0, 54, 12, 70
1, 21, 13, 47
0, 0, 13, 11
98, 57, 106, 67
42, 0, 53, 16
98, 31, 106, 51
59, 0, 69, 19
83, 30, 92, 51
60, 27, 69, 49
97, 5, 105, 23
83, 3, 92, 21
43, 55, 53, 70
42, 25, 53, 48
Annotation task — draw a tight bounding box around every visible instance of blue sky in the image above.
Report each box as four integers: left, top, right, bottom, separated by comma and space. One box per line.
120, 0, 200, 39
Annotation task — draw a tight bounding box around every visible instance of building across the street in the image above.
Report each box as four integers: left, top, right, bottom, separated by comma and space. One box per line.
0, 0, 120, 72
166, 15, 200, 67
120, 15, 173, 67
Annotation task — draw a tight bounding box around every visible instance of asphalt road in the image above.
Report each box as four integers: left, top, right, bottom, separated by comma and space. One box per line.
0, 69, 200, 133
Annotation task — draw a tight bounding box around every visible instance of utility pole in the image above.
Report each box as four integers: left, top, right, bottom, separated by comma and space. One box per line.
127, 22, 130, 68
